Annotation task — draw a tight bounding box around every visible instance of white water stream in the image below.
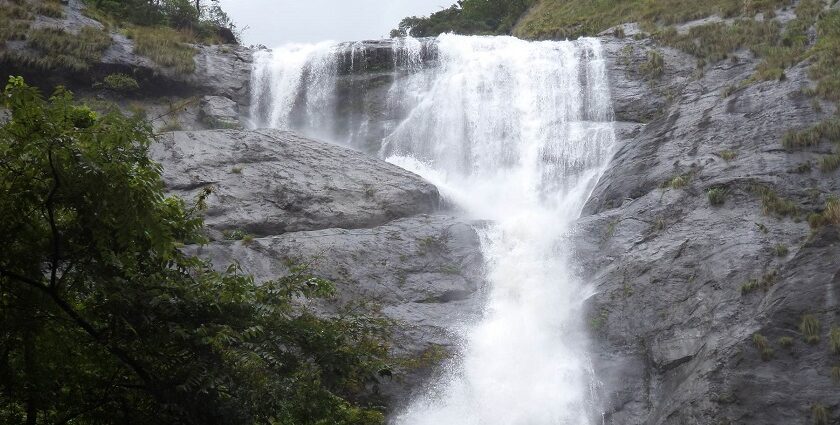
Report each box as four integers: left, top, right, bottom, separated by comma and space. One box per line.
250, 34, 615, 425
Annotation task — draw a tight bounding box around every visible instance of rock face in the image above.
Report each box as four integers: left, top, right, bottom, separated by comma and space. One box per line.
190, 214, 486, 406
150, 129, 442, 237
152, 128, 486, 408
578, 28, 840, 425
199, 95, 242, 129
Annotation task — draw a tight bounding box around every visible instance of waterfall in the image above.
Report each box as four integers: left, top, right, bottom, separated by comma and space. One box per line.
250, 34, 616, 425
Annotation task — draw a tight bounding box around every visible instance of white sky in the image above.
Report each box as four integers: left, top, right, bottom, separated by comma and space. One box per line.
216, 0, 449, 46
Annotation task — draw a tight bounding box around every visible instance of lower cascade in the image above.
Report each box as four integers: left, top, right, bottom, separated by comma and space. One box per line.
250, 34, 616, 424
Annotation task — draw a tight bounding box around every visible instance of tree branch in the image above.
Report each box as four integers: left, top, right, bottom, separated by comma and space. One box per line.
0, 268, 160, 399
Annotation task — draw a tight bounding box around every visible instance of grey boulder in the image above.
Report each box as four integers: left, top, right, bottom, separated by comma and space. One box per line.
150, 129, 441, 237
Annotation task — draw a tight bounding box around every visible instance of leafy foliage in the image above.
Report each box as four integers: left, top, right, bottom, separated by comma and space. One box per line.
103, 73, 140, 92
391, 0, 536, 37
84, 0, 238, 43
0, 77, 388, 425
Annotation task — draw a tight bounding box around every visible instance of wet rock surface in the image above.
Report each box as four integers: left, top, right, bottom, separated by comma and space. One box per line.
150, 129, 442, 237
190, 214, 486, 406
578, 30, 840, 425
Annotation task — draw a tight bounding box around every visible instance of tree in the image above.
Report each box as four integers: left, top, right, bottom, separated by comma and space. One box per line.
0, 77, 389, 424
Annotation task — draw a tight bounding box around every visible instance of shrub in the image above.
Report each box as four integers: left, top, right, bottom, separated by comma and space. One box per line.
800, 315, 821, 345
773, 243, 789, 257
103, 73, 140, 92
752, 333, 774, 361
708, 187, 727, 206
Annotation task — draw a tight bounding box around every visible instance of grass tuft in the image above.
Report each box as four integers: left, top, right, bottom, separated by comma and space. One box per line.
752, 185, 798, 218
741, 270, 777, 295
125, 26, 197, 74
778, 336, 794, 349
773, 243, 788, 257
821, 153, 840, 173
831, 326, 840, 355
800, 315, 821, 345
752, 333, 774, 361
782, 119, 840, 150
707, 187, 727, 206
23, 26, 111, 72
640, 50, 665, 79
718, 150, 737, 161
812, 403, 828, 425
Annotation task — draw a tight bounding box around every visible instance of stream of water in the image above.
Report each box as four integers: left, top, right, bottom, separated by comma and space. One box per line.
250, 34, 615, 425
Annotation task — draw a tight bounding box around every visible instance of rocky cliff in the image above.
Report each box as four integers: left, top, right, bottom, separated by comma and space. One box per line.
4, 0, 840, 422
579, 21, 840, 425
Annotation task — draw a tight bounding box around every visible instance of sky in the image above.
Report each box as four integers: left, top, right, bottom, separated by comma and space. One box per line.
216, 0, 449, 46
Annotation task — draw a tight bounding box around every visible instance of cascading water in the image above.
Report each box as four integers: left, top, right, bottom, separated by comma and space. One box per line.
250, 34, 615, 425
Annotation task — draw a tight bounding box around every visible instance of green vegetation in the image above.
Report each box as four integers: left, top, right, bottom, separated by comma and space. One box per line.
773, 243, 789, 257
752, 185, 798, 218
830, 326, 840, 354
812, 403, 829, 425
103, 73, 140, 92
718, 149, 738, 162
811, 10, 840, 101
391, 0, 536, 37
222, 228, 252, 241
801, 314, 821, 345
0, 1, 35, 44
655, 19, 780, 69
821, 153, 840, 172
664, 173, 690, 189
752, 333, 774, 361
707, 187, 727, 206
395, 344, 450, 371
740, 270, 777, 295
20, 26, 111, 72
125, 26, 197, 73
84, 0, 237, 43
0, 77, 388, 424
514, 0, 792, 40
640, 50, 665, 79
782, 119, 840, 149
778, 336, 794, 349
36, 0, 65, 18
827, 197, 840, 225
